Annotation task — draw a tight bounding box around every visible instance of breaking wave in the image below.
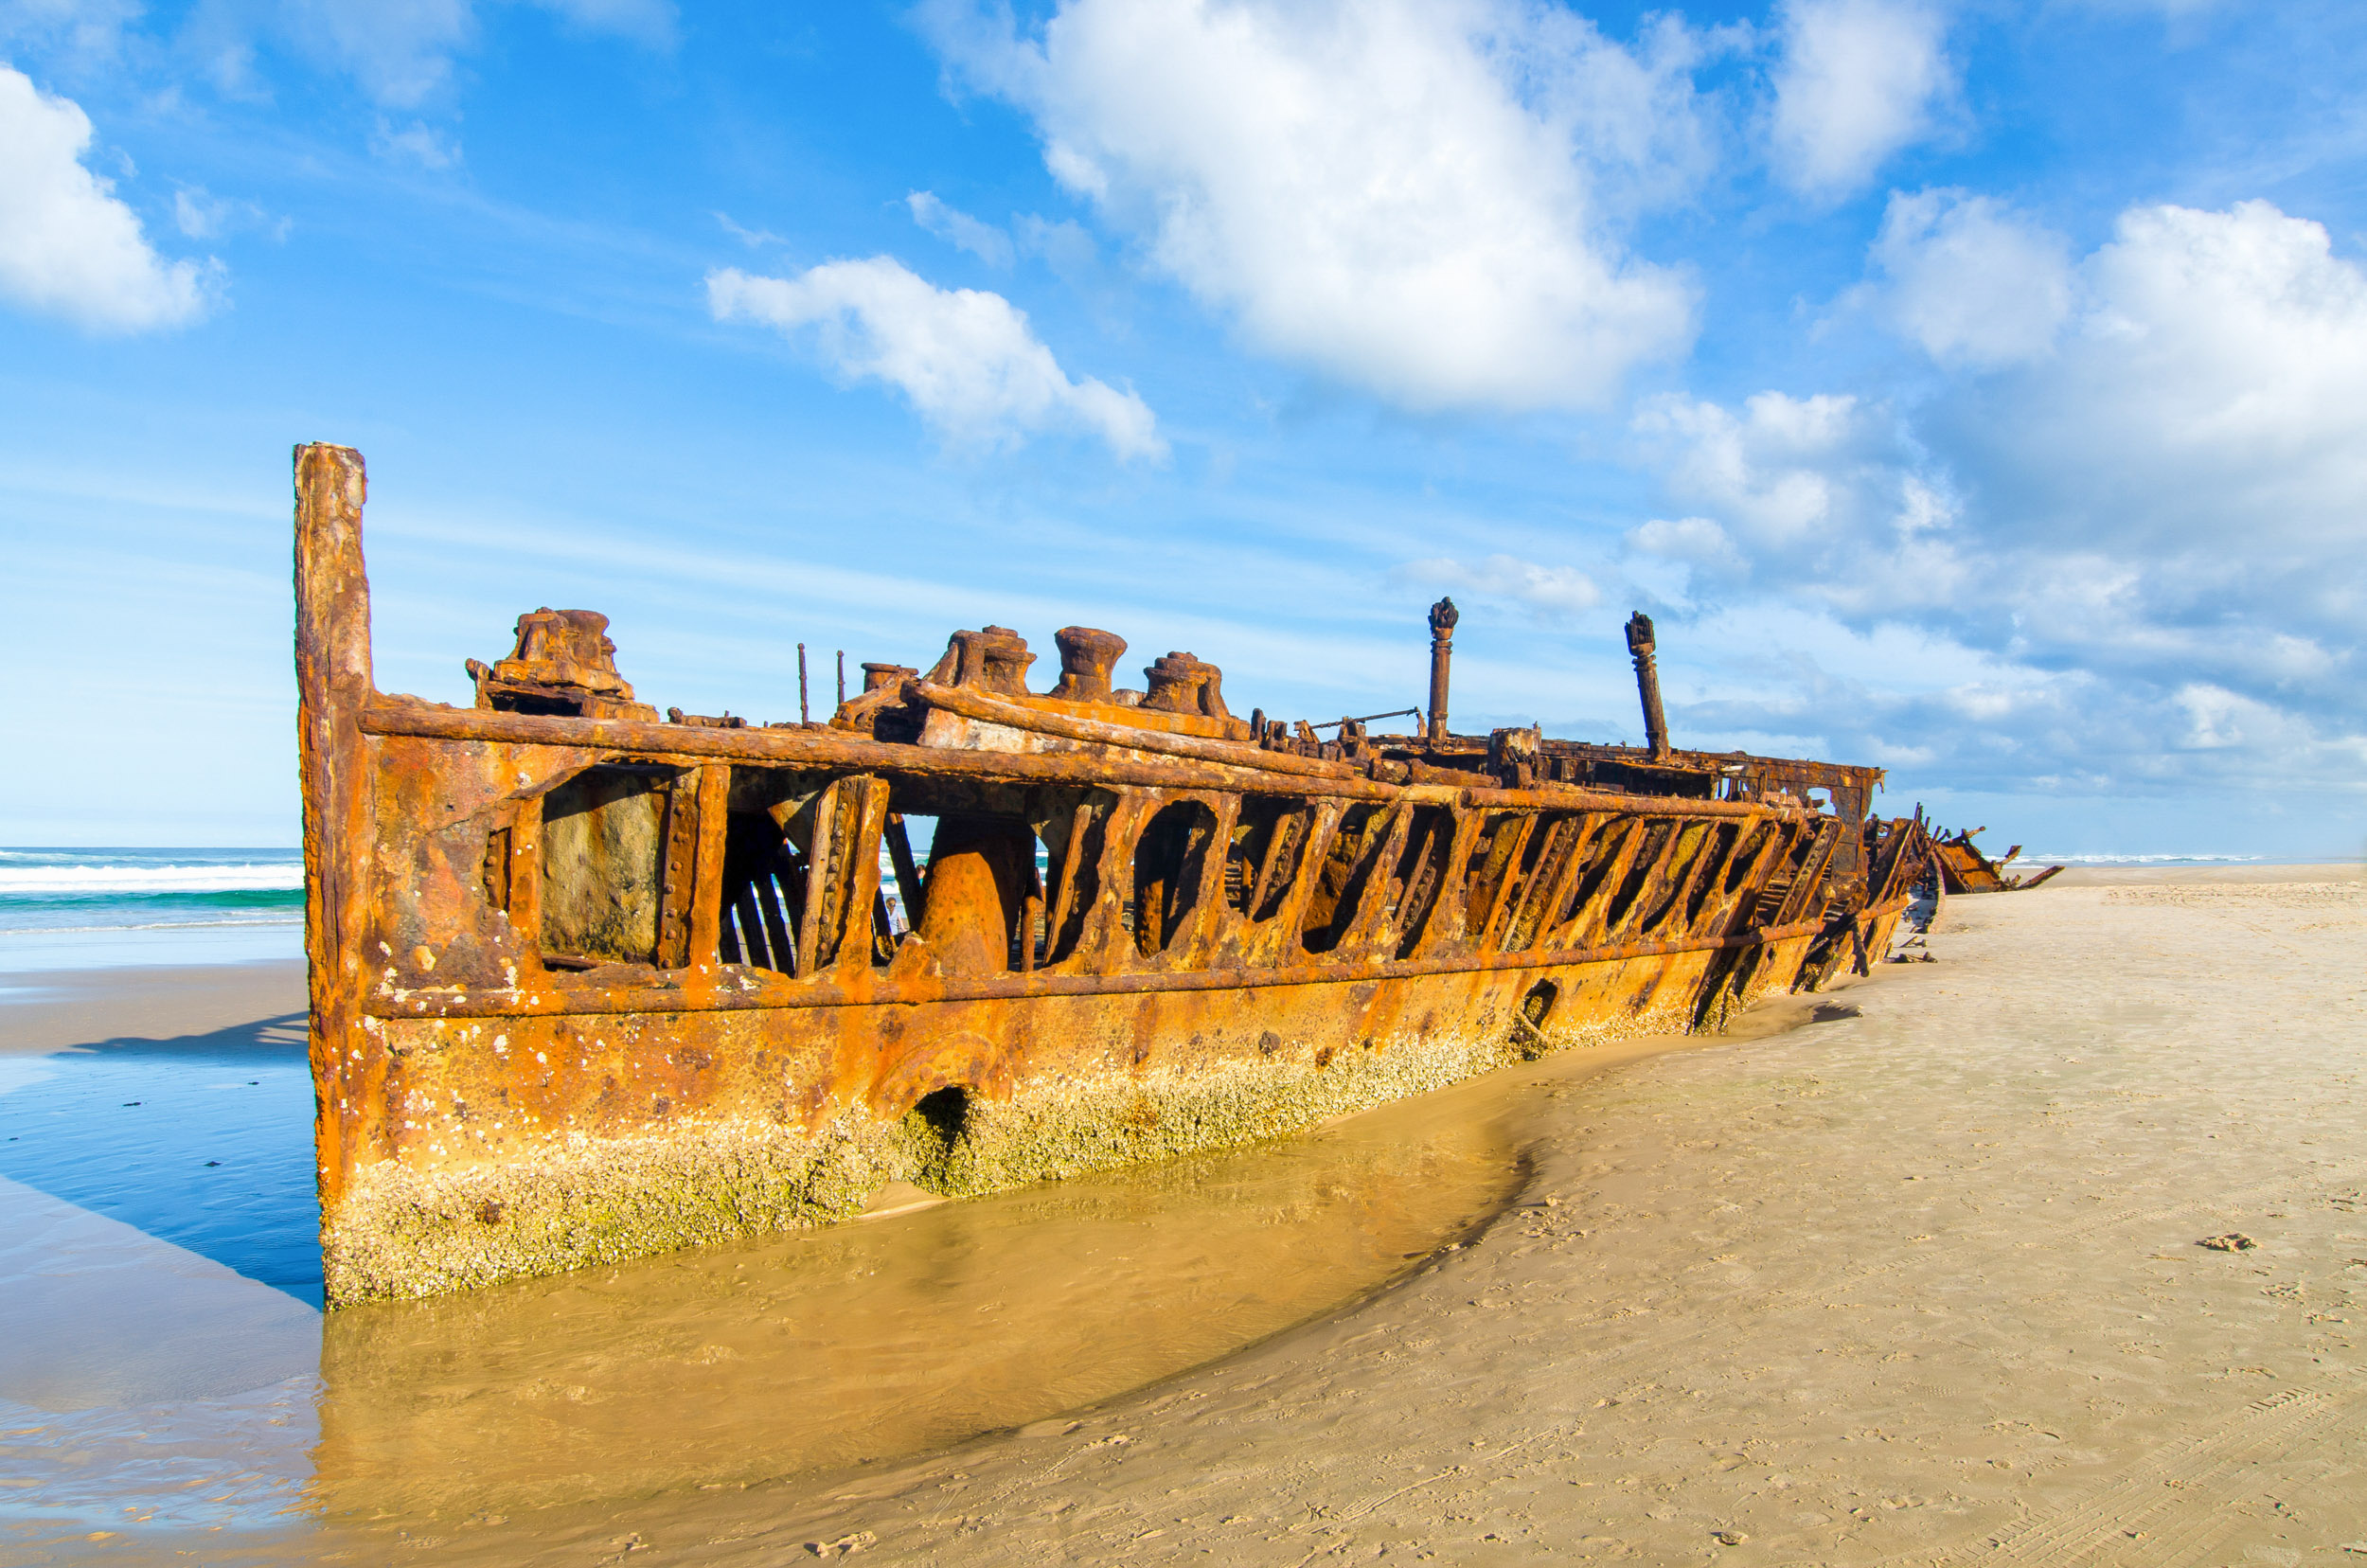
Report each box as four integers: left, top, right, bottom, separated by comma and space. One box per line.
0, 850, 304, 934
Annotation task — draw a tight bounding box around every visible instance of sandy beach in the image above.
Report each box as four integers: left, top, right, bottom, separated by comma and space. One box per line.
6, 864, 2363, 1565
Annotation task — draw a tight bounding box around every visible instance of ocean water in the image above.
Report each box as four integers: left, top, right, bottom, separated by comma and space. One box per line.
0, 848, 304, 972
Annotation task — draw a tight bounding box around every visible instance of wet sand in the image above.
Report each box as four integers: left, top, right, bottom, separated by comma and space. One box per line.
492, 864, 2367, 1566
9, 865, 2365, 1564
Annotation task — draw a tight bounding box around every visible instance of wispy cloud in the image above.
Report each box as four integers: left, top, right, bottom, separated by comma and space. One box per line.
707, 256, 1164, 460
1393, 554, 1602, 617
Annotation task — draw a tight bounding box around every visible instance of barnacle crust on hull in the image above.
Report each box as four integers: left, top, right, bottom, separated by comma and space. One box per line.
294, 443, 1934, 1305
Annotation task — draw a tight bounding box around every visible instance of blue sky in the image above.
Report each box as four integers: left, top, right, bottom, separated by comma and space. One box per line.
1, 0, 2361, 857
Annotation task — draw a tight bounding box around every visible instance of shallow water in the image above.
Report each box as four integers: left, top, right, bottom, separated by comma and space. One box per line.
0, 1005, 1525, 1561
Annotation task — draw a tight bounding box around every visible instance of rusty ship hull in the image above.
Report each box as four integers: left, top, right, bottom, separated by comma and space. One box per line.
295, 445, 1929, 1305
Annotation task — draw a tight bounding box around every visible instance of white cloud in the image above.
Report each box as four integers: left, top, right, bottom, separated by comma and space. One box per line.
1939, 199, 2367, 600
0, 66, 213, 332
1629, 197, 2367, 795
0, 0, 140, 61
1768, 0, 1952, 199
1394, 554, 1600, 615
920, 0, 1702, 412
369, 116, 461, 168
1628, 515, 1741, 567
255, 0, 674, 107
906, 190, 1015, 268
1871, 188, 2073, 367
1636, 390, 1893, 544
172, 185, 289, 242
707, 257, 1164, 461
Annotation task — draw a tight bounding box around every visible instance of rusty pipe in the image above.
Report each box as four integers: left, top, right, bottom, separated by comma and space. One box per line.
1427, 597, 1458, 742
1625, 611, 1670, 760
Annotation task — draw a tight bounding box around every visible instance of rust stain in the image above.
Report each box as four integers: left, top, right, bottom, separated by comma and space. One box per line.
295, 445, 1957, 1305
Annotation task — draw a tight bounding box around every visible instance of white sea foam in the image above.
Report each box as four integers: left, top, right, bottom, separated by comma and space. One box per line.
0, 864, 304, 896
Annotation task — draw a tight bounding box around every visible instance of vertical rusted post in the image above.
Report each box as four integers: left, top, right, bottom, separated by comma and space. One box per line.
1625, 611, 1670, 760
836, 650, 845, 707
1426, 597, 1457, 742
294, 443, 375, 1217
686, 763, 730, 966
798, 643, 810, 724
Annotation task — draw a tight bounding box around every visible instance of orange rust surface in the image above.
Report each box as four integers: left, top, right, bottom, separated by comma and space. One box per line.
294, 442, 1940, 1303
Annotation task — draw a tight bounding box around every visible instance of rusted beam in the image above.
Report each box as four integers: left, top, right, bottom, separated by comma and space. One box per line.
294, 442, 376, 1211
366, 913, 1839, 1019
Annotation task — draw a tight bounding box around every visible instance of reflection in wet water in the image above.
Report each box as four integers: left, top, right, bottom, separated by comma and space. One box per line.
310, 1090, 1522, 1523
2, 1022, 1522, 1560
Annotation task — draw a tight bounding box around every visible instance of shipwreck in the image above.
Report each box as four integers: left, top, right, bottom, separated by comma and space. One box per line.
295, 444, 1933, 1305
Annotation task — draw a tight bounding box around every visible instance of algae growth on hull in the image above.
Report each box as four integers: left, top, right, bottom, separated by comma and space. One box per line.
325, 938, 1783, 1304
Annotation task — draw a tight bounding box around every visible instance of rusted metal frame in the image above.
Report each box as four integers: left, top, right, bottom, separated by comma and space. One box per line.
1537, 815, 1633, 953
363, 700, 1409, 804
370, 912, 1837, 1020
1687, 821, 1766, 939
1599, 821, 1693, 945
1532, 812, 1612, 948
685, 764, 728, 965
1243, 800, 1311, 920
1704, 814, 1780, 937
1641, 822, 1725, 943
882, 812, 926, 933
1170, 790, 1243, 968
1292, 798, 1397, 958
1559, 818, 1653, 950
294, 443, 377, 1206
500, 797, 543, 955
827, 776, 891, 976
362, 704, 1799, 826
792, 783, 840, 977
1277, 799, 1353, 960
1772, 818, 1845, 927
1638, 824, 1733, 947
1506, 812, 1604, 954
1496, 814, 1573, 953
1661, 820, 1746, 941
1403, 806, 1486, 959
1474, 813, 1540, 952
1456, 784, 1789, 822
1383, 806, 1455, 956
1331, 800, 1418, 960
1060, 789, 1156, 973
915, 680, 1359, 781
1041, 804, 1094, 962
655, 772, 700, 969
1719, 820, 1800, 935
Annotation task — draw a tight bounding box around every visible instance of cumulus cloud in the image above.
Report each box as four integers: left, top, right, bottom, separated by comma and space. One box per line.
0, 66, 213, 332
919, 0, 1703, 411
1393, 555, 1600, 616
1870, 188, 2073, 367
1954, 200, 2367, 552
1632, 197, 2367, 795
1768, 0, 1952, 199
707, 257, 1164, 461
